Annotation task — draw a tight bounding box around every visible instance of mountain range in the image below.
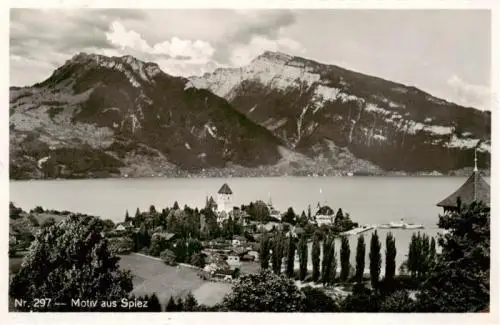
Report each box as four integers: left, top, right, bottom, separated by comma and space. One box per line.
9, 51, 491, 179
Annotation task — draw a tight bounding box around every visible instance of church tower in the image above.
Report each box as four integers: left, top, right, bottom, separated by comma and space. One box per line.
217, 183, 233, 213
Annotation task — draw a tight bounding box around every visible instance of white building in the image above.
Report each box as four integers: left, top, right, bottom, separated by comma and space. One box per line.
315, 205, 335, 226
217, 183, 233, 213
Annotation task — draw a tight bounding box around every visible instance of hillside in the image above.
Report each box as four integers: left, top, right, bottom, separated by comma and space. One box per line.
190, 51, 491, 173
9, 53, 283, 179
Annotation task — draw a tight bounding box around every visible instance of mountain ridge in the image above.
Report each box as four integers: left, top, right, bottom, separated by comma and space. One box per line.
9, 51, 490, 180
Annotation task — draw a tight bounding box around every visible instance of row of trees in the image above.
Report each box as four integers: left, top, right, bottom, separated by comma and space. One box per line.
259, 228, 402, 289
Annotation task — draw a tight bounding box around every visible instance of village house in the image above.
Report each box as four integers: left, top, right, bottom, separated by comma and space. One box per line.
315, 205, 335, 226
437, 151, 490, 213
231, 235, 247, 247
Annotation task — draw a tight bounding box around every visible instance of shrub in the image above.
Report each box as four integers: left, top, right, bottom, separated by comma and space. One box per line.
160, 249, 177, 266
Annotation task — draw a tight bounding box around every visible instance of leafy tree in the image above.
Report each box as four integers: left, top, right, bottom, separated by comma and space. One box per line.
311, 232, 321, 282
416, 202, 490, 312
369, 231, 381, 289
41, 217, 56, 228
149, 205, 157, 214
385, 233, 396, 283
355, 235, 366, 282
340, 236, 350, 282
101, 219, 115, 232
187, 238, 203, 259
298, 234, 308, 281
301, 286, 339, 312
9, 202, 23, 219
260, 233, 271, 269
160, 249, 177, 266
149, 233, 169, 257
221, 269, 305, 312
190, 252, 206, 268
108, 236, 134, 255
165, 296, 177, 311
174, 238, 188, 263
340, 283, 380, 312
184, 293, 198, 311
380, 290, 415, 312
27, 214, 39, 227
9, 215, 133, 311
282, 207, 296, 225
147, 293, 162, 312
134, 222, 151, 252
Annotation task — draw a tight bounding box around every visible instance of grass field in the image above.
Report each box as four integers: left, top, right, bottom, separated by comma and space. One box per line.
118, 253, 232, 307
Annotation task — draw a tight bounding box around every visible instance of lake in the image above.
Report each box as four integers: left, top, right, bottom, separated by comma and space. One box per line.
10, 176, 475, 273
10, 176, 470, 226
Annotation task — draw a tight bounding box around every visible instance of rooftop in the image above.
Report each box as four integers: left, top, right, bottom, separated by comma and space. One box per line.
218, 183, 233, 195
437, 171, 490, 208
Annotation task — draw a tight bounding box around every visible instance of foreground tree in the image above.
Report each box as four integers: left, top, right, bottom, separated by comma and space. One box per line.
354, 235, 366, 283
369, 231, 381, 289
416, 202, 490, 312
301, 286, 339, 312
184, 293, 198, 311
298, 234, 308, 281
221, 269, 304, 312
147, 293, 162, 312
340, 236, 350, 282
311, 232, 321, 282
9, 215, 133, 311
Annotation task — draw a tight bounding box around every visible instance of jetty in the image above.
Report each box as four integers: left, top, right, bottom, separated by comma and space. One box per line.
340, 225, 374, 236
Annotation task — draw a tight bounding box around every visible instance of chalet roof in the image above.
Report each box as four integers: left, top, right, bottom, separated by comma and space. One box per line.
208, 196, 216, 205
218, 183, 233, 195
437, 171, 490, 208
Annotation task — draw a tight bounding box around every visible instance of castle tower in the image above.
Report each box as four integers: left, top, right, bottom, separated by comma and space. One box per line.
217, 183, 233, 213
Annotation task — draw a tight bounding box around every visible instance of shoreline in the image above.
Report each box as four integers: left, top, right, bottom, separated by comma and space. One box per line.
9, 172, 489, 182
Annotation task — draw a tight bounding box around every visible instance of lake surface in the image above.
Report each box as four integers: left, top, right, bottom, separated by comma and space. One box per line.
10, 176, 471, 226
10, 176, 479, 274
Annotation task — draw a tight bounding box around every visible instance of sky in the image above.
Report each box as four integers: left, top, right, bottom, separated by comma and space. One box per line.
9, 9, 492, 110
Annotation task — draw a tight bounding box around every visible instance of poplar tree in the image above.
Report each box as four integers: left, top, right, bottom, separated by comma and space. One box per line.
260, 233, 271, 269
328, 236, 337, 285
321, 236, 332, 285
355, 235, 366, 282
340, 235, 351, 282
271, 232, 285, 274
298, 234, 308, 281
311, 232, 321, 282
369, 231, 381, 289
286, 234, 296, 278
385, 233, 397, 283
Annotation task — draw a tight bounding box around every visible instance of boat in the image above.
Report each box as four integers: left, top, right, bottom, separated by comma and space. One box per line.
388, 219, 424, 229
389, 221, 405, 228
